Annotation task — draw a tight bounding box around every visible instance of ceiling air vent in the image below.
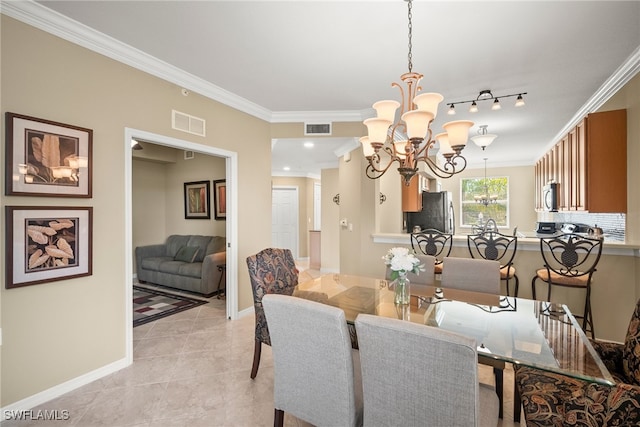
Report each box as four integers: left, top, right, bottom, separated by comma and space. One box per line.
172, 110, 206, 137
305, 122, 332, 136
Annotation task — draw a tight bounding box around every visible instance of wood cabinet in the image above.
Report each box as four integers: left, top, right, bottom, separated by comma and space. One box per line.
534, 109, 626, 213
401, 175, 421, 212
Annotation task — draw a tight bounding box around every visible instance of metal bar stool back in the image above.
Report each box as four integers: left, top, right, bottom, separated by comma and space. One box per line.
532, 233, 603, 338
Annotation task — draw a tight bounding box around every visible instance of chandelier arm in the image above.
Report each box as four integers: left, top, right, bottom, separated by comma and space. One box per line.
413, 138, 436, 159
365, 158, 400, 180
366, 145, 401, 175
417, 153, 468, 179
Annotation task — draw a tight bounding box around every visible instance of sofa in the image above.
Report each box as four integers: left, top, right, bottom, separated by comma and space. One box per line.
135, 235, 226, 296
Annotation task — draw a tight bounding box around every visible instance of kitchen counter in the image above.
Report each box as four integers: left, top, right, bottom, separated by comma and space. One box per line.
371, 232, 640, 256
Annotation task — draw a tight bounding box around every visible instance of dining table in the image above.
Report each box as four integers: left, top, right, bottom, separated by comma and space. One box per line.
293, 273, 614, 422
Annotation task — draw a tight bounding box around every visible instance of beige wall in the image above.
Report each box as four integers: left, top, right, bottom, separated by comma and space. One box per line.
320, 168, 340, 272
1, 16, 271, 405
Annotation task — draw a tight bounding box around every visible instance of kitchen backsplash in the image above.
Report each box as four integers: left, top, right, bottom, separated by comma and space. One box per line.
538, 211, 626, 241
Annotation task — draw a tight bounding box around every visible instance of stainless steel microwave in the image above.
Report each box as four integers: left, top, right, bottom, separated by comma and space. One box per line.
543, 183, 559, 212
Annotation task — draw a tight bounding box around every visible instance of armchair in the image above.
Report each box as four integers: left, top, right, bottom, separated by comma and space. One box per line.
515, 297, 640, 425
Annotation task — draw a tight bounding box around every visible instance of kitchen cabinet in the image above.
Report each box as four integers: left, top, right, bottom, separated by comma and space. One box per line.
401, 172, 435, 212
401, 174, 421, 212
535, 109, 626, 213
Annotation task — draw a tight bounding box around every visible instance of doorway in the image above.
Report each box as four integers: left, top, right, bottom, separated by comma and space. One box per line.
272, 186, 299, 257
124, 128, 238, 363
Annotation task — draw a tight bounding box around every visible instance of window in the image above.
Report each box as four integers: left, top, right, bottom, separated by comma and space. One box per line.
460, 176, 509, 228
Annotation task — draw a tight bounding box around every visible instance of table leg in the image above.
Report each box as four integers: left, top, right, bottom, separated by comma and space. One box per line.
493, 367, 503, 419
514, 373, 521, 423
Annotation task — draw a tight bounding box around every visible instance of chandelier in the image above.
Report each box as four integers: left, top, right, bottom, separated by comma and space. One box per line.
474, 158, 497, 206
360, 0, 473, 186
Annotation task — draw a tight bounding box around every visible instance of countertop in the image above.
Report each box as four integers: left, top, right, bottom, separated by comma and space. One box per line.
371, 232, 640, 255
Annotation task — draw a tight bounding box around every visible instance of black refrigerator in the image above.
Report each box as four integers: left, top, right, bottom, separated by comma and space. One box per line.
405, 191, 454, 234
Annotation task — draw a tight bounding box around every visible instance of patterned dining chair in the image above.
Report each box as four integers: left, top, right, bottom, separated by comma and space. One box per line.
532, 233, 603, 338
467, 228, 519, 296
515, 297, 640, 426
246, 248, 299, 379
410, 229, 453, 277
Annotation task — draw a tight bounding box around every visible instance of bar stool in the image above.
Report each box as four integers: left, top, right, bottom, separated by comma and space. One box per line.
410, 228, 453, 278
467, 227, 519, 296
532, 233, 603, 338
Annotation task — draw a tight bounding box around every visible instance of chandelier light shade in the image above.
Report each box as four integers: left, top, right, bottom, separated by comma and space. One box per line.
361, 0, 471, 185
471, 125, 498, 151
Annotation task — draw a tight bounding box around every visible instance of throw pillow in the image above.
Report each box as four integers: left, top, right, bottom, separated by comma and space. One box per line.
174, 246, 200, 263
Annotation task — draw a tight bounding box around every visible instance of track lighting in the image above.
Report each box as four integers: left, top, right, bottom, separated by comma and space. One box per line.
446, 89, 527, 113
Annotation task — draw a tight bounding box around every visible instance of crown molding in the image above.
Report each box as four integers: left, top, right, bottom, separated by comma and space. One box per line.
540, 45, 640, 160
0, 1, 272, 122
2, 1, 367, 124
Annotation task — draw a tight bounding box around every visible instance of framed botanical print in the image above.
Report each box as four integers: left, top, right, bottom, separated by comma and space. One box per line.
5, 113, 93, 198
184, 180, 211, 219
5, 206, 93, 289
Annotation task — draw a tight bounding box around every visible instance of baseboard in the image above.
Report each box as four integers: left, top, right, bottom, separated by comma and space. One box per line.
238, 306, 254, 319
1, 357, 130, 420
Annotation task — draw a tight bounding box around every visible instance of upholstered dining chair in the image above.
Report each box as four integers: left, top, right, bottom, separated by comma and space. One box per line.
262, 294, 363, 427
514, 297, 640, 426
467, 228, 519, 296
410, 228, 453, 278
532, 233, 603, 338
246, 248, 299, 379
385, 254, 436, 286
355, 314, 499, 426
441, 257, 501, 295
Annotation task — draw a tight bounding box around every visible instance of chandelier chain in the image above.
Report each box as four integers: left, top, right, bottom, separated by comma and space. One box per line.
407, 0, 413, 73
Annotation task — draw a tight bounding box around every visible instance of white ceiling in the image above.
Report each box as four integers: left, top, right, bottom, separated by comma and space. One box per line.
19, 1, 640, 177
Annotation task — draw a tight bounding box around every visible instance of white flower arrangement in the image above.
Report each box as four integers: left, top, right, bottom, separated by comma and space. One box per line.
382, 247, 423, 280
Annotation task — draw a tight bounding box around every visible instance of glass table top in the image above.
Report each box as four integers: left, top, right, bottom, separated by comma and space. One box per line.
294, 273, 614, 386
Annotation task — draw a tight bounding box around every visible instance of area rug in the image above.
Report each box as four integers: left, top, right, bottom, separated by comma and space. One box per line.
133, 285, 207, 327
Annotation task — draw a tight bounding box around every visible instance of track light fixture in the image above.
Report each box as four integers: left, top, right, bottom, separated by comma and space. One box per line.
446, 89, 527, 114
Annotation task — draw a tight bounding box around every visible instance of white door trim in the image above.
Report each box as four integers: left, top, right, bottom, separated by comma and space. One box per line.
124, 128, 238, 365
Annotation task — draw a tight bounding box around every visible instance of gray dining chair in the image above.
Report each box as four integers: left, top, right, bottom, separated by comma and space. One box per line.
385, 254, 436, 285
441, 257, 500, 294
262, 294, 363, 427
355, 314, 499, 427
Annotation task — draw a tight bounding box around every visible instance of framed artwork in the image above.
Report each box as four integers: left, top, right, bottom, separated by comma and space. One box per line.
184, 180, 211, 219
5, 112, 93, 198
213, 179, 226, 220
5, 206, 93, 289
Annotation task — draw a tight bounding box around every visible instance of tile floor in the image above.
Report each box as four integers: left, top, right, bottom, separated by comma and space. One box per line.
2, 264, 523, 426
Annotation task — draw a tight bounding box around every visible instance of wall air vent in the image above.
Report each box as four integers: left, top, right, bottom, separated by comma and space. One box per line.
305, 122, 332, 136
172, 110, 206, 137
